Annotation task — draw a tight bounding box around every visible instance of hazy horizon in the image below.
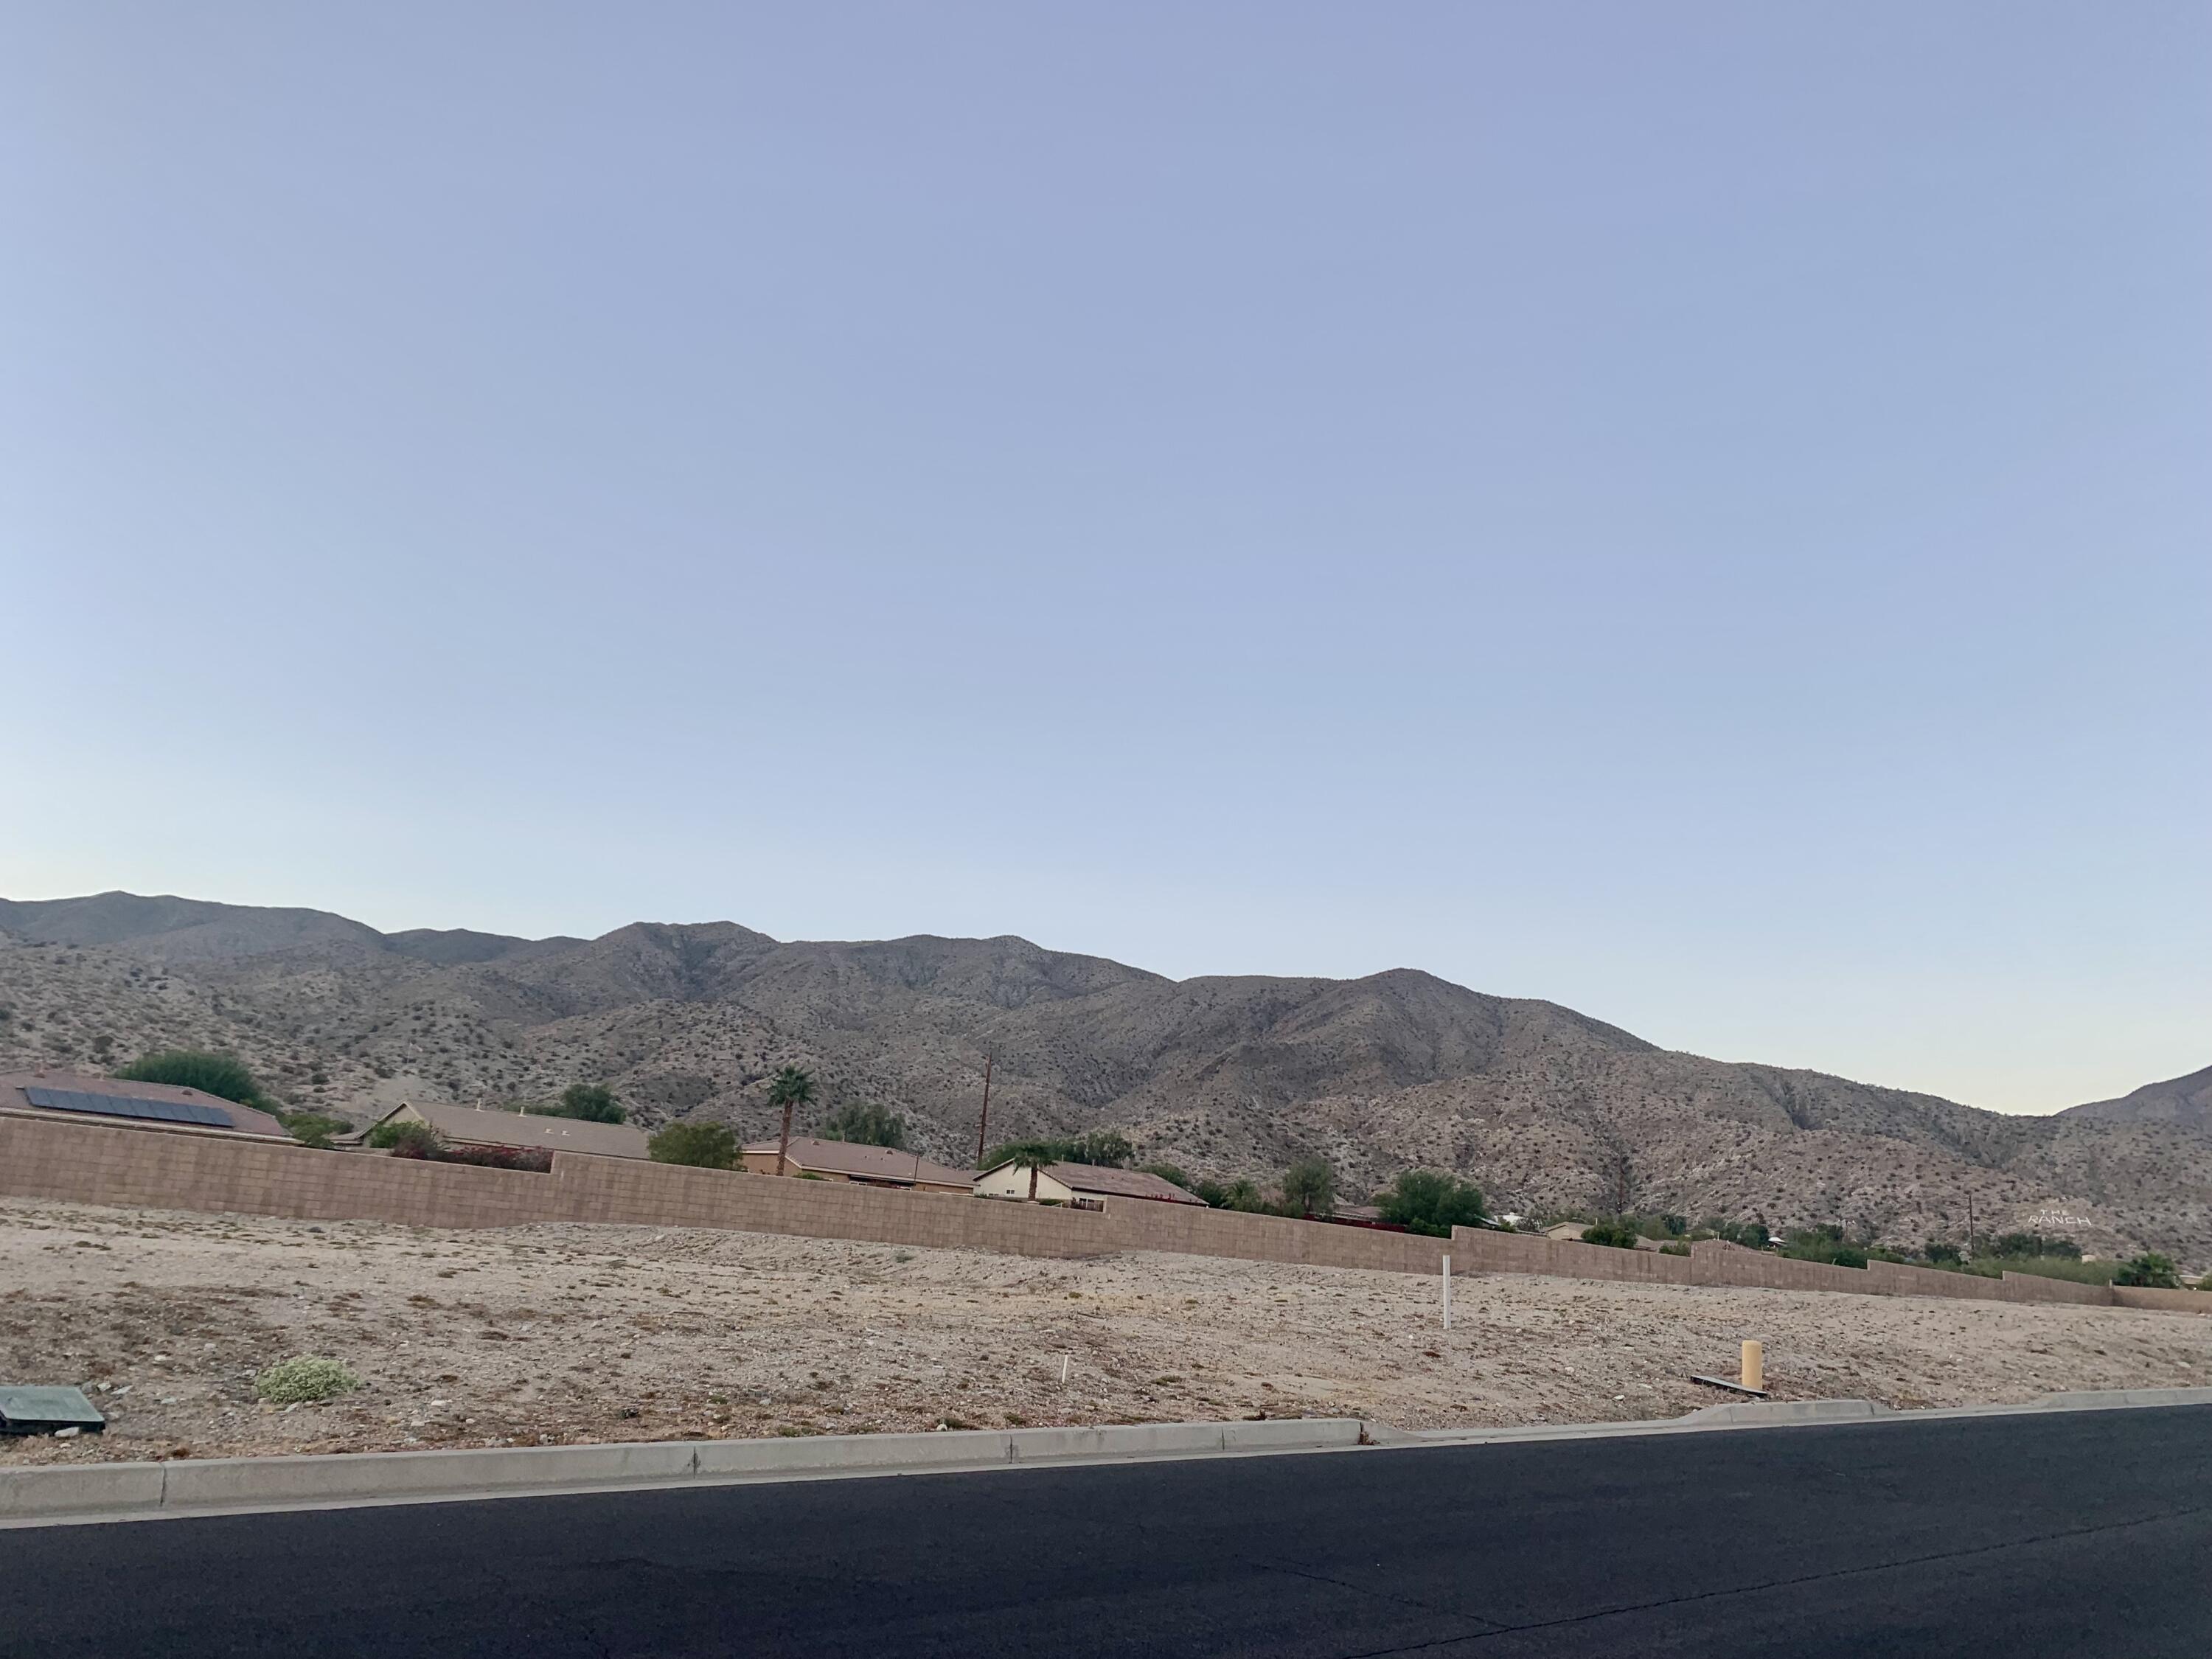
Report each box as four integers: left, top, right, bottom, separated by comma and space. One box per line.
6, 4, 2206, 1115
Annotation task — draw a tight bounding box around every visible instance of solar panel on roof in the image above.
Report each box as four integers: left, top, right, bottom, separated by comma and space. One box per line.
23, 1086, 234, 1128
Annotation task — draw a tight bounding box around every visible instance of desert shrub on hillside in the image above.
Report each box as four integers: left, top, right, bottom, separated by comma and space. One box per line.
116, 1049, 269, 1108
255, 1357, 359, 1404
649, 1121, 737, 1169
1990, 1231, 2082, 1262
2115, 1253, 2181, 1289
1377, 1171, 1486, 1237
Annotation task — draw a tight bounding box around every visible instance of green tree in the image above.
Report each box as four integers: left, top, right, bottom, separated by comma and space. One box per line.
1065, 1130, 1133, 1168
278, 1110, 349, 1150
768, 1066, 816, 1175
548, 1083, 625, 1124
1139, 1162, 1192, 1191
649, 1121, 737, 1170
992, 1141, 1060, 1200
1281, 1156, 1337, 1218
1376, 1170, 1486, 1238
2115, 1252, 2180, 1289
1221, 1178, 1272, 1213
116, 1049, 269, 1108
1580, 1218, 1640, 1250
366, 1119, 442, 1156
818, 1101, 909, 1149
1921, 1239, 1963, 1265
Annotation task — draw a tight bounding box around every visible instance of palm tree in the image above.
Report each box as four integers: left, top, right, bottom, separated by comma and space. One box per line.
768, 1066, 816, 1175
1003, 1141, 1058, 1201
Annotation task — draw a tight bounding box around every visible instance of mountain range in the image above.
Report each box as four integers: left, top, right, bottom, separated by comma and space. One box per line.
2, 891, 2205, 1264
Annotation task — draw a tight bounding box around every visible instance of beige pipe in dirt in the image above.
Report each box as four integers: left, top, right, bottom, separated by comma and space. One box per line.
1742, 1339, 1764, 1392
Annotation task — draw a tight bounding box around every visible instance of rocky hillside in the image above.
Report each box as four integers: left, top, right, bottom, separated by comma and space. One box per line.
3, 891, 2206, 1263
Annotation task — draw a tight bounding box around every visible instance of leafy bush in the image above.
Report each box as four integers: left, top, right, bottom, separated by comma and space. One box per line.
1781, 1226, 1868, 1269
818, 1101, 908, 1149
1138, 1162, 1192, 1191
1377, 1171, 1486, 1238
116, 1049, 269, 1107
1580, 1219, 1641, 1250
1281, 1156, 1337, 1218
255, 1357, 360, 1404
2115, 1253, 2181, 1289
649, 1121, 737, 1169
278, 1110, 349, 1150
1990, 1231, 2082, 1262
1921, 1239, 1962, 1265
368, 1119, 444, 1156
434, 1143, 553, 1172
548, 1083, 625, 1124
984, 1130, 1134, 1172
1698, 1217, 1772, 1249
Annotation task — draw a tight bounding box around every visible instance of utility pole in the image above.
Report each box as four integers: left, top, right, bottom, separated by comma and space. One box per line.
974, 1051, 994, 1169
1966, 1193, 1975, 1259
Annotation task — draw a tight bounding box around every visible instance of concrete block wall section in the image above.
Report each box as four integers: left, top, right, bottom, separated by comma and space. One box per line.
2111, 1285, 2212, 1313
0, 1116, 2192, 1315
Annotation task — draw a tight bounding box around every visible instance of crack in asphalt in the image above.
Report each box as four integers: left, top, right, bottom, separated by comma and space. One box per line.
1248, 1556, 1509, 1636
1326, 1501, 2212, 1658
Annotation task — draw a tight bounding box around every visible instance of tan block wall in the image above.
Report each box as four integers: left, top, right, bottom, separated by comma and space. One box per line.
1865, 1259, 2008, 1302
2000, 1270, 2114, 1307
1, 1115, 2197, 1317
0, 1113, 567, 1230
552, 1157, 1116, 1259
2111, 1285, 2212, 1314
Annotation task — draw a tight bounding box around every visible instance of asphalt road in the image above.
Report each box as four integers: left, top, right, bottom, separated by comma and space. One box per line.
8, 1406, 2209, 1658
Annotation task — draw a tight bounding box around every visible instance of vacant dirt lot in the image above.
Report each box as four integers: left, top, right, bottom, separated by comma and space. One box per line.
4, 1197, 2207, 1467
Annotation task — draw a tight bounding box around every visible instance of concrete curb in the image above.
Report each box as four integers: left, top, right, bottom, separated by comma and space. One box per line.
1390, 1385, 2212, 1449
8, 1388, 2211, 1528
0, 1417, 1366, 1526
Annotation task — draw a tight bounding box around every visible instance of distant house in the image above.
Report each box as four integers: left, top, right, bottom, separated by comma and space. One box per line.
740, 1136, 973, 1194
0, 1069, 290, 1139
973, 1160, 1205, 1208
1543, 1222, 1592, 1242
361, 1100, 650, 1161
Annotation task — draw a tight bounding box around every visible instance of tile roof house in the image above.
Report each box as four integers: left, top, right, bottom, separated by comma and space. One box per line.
0, 1069, 291, 1139
740, 1135, 973, 1193
973, 1159, 1205, 1206
362, 1100, 651, 1161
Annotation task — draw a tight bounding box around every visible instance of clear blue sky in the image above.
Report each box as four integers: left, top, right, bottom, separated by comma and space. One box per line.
5, 4, 2205, 1113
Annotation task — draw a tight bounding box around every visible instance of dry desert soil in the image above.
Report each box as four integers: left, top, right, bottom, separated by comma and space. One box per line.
4, 1197, 2208, 1467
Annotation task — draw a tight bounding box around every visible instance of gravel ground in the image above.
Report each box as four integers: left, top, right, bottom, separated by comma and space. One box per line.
4, 1197, 2208, 1467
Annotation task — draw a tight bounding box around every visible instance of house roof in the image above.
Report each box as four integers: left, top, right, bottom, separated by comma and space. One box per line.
744, 1135, 973, 1187
386, 1100, 650, 1160
0, 1069, 291, 1138
1040, 1162, 1206, 1205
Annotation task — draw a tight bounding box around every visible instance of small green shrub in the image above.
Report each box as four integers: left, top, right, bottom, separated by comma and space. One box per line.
367, 1119, 443, 1155
649, 1121, 737, 1169
549, 1083, 625, 1124
2115, 1253, 2181, 1290
116, 1049, 269, 1107
279, 1110, 349, 1150
817, 1101, 908, 1148
1376, 1170, 1486, 1237
255, 1357, 360, 1404
1580, 1219, 1641, 1250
